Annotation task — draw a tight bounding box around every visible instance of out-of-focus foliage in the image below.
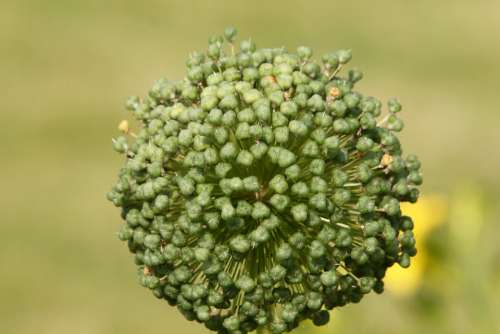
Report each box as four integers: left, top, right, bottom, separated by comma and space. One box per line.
1, 0, 499, 333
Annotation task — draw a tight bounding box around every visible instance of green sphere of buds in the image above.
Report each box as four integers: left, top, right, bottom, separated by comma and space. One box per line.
108, 27, 422, 334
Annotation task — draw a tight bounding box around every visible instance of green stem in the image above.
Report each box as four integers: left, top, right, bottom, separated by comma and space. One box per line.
256, 326, 270, 334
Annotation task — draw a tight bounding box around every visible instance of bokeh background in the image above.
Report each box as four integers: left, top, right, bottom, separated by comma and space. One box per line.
2, 1, 500, 333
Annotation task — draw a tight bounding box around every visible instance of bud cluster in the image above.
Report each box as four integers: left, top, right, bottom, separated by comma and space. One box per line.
108, 27, 422, 334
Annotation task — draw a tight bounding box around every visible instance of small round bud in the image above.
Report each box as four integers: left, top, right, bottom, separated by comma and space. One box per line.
223, 316, 240, 331
320, 270, 337, 287
297, 46, 313, 60
291, 204, 308, 222
289, 120, 308, 136
224, 27, 237, 42
230, 235, 251, 253
236, 150, 254, 166
269, 194, 290, 211
276, 243, 293, 261
388, 97, 402, 113
322, 52, 339, 69
336, 49, 352, 64
312, 310, 330, 326
348, 68, 363, 83
252, 202, 271, 220
236, 275, 256, 292
112, 136, 128, 153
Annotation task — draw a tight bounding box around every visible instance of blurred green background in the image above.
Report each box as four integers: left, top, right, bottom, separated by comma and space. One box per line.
1, 0, 499, 333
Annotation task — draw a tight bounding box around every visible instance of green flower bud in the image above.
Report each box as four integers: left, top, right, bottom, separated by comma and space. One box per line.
248, 142, 267, 160
406, 154, 421, 170
381, 196, 401, 216
222, 111, 237, 128
291, 181, 309, 197
330, 100, 347, 117
242, 176, 259, 192
236, 275, 256, 292
408, 170, 423, 185
291, 204, 308, 223
223, 315, 240, 331
240, 39, 256, 53
278, 148, 297, 168
251, 225, 270, 243
336, 229, 352, 248
322, 52, 339, 69
112, 136, 128, 153
297, 46, 313, 60
220, 142, 238, 161
400, 216, 414, 231
351, 247, 369, 265
271, 321, 287, 334
307, 291, 323, 310
270, 194, 290, 211
348, 68, 363, 83
356, 136, 374, 152
188, 66, 204, 83
398, 253, 411, 268
309, 159, 326, 175
280, 101, 298, 117
235, 122, 251, 139
281, 303, 298, 323
310, 240, 326, 258
242, 67, 258, 83
302, 140, 320, 157
307, 94, 325, 112
388, 97, 402, 113
357, 195, 375, 213
336, 49, 352, 64
333, 189, 351, 206
214, 162, 231, 178
221, 202, 236, 220
144, 234, 161, 249
242, 88, 262, 104
269, 174, 288, 194
177, 177, 195, 196
393, 179, 410, 196
309, 193, 328, 211
252, 202, 271, 220
272, 111, 288, 127
333, 118, 351, 134
276, 243, 293, 261
289, 120, 309, 136
320, 270, 338, 287
236, 200, 252, 217
310, 176, 327, 193
303, 62, 321, 78
270, 265, 287, 282
230, 235, 251, 253
274, 126, 290, 143
224, 26, 237, 42
312, 310, 330, 326
387, 114, 404, 132
236, 150, 254, 166
118, 224, 134, 241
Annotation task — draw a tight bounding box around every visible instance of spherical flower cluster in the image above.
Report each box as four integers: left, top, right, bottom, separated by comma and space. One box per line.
107, 27, 422, 334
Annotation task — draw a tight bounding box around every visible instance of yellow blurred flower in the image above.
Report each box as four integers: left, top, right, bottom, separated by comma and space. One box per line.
384, 195, 448, 296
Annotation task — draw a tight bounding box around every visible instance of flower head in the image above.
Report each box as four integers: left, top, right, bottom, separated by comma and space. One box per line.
107, 28, 422, 333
